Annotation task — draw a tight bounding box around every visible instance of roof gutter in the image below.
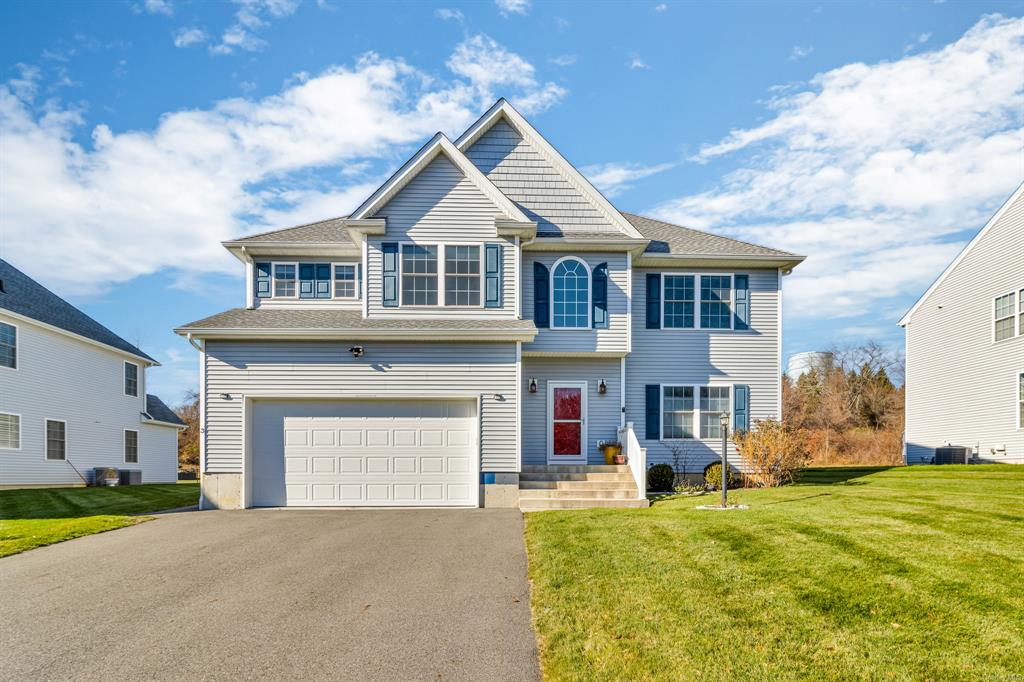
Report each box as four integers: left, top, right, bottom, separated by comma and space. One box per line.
175, 327, 538, 343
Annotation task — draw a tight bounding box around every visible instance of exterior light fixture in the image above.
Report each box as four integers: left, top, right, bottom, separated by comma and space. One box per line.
348, 346, 364, 358
528, 378, 538, 393
719, 411, 731, 508
598, 379, 607, 394
220, 393, 231, 400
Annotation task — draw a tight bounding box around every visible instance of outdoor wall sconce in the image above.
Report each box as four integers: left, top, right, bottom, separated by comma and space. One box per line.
598, 379, 607, 394
528, 378, 538, 393
348, 346, 364, 358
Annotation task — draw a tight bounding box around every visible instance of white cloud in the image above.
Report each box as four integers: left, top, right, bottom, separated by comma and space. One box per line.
654, 3, 668, 11
173, 27, 208, 48
628, 53, 649, 70
0, 35, 567, 295
789, 45, 814, 60
495, 0, 530, 16
549, 54, 577, 67
435, 8, 464, 22
582, 161, 675, 197
142, 0, 173, 15
209, 0, 301, 55
651, 14, 1024, 320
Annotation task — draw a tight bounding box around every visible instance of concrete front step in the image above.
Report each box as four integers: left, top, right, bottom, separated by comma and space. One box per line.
519, 488, 639, 499
521, 465, 629, 474
519, 472, 635, 482
520, 497, 650, 510
519, 480, 638, 490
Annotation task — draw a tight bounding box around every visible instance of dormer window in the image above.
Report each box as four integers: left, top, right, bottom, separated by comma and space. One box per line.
334, 265, 357, 298
274, 264, 296, 298
551, 257, 590, 329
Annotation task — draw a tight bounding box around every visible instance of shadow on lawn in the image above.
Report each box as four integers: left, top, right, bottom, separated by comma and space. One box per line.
794, 466, 895, 486
0, 484, 198, 520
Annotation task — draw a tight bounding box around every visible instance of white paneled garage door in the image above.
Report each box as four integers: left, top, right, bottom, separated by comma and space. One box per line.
250, 400, 478, 507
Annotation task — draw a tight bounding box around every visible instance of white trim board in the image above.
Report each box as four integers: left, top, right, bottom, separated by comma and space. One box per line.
899, 182, 1024, 326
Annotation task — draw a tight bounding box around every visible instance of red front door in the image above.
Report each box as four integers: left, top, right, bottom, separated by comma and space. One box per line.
549, 383, 586, 463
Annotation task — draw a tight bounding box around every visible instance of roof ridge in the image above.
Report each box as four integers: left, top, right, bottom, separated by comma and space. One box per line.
621, 211, 799, 257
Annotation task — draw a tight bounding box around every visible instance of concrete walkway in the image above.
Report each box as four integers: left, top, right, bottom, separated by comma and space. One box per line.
0, 508, 540, 682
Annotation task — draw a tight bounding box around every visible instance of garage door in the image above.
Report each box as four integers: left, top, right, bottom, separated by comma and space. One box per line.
250, 400, 478, 507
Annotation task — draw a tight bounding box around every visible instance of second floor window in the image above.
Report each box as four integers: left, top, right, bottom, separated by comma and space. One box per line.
401, 244, 438, 306
994, 291, 1019, 342
664, 275, 695, 329
124, 362, 139, 397
701, 276, 732, 329
552, 258, 590, 328
444, 245, 481, 306
334, 265, 357, 298
274, 264, 296, 297
0, 321, 15, 369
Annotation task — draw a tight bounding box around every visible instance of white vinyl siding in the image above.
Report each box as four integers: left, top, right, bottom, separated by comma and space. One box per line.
202, 341, 518, 475
0, 313, 177, 486
905, 189, 1024, 464
0, 413, 19, 449
366, 155, 516, 318
45, 419, 66, 461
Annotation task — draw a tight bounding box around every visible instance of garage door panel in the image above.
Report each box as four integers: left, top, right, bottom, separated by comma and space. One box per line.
251, 400, 478, 507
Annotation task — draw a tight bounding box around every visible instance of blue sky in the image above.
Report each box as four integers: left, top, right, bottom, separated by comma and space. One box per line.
1, 0, 1022, 404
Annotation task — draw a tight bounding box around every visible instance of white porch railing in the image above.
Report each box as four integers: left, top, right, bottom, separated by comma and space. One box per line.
619, 421, 646, 500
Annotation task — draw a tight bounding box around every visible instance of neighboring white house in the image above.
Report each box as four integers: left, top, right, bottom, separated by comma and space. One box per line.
0, 259, 185, 487
900, 184, 1024, 465
176, 99, 804, 510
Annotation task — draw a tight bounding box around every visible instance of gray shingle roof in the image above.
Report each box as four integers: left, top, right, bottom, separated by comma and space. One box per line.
535, 231, 642, 241
0, 259, 155, 362
231, 217, 351, 244
178, 307, 538, 333
145, 394, 186, 426
623, 212, 799, 258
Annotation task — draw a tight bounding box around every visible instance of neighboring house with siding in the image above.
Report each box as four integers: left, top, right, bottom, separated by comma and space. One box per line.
900, 184, 1024, 465
0, 259, 185, 487
176, 99, 804, 510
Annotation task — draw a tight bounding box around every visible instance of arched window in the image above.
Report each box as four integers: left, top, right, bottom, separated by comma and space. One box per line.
551, 257, 590, 329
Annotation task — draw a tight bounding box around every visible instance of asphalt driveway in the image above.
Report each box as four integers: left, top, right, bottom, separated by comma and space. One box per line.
0, 508, 539, 682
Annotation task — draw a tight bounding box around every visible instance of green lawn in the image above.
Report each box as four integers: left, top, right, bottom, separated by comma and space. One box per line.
0, 483, 199, 558
524, 465, 1024, 681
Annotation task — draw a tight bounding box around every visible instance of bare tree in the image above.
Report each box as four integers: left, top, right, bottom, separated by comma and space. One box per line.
175, 390, 200, 474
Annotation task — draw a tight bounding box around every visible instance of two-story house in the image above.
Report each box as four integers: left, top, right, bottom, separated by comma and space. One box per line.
176, 99, 804, 510
901, 184, 1023, 464
1, 259, 185, 487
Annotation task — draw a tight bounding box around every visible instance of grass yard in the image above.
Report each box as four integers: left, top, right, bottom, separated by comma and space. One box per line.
524, 465, 1024, 681
0, 483, 199, 558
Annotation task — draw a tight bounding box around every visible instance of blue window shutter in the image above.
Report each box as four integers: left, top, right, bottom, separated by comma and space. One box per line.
382, 243, 398, 307
734, 274, 750, 330
733, 385, 749, 433
299, 263, 315, 299
255, 262, 271, 298
646, 273, 661, 329
592, 262, 609, 328
315, 264, 331, 299
534, 262, 550, 328
645, 384, 660, 440
484, 243, 503, 308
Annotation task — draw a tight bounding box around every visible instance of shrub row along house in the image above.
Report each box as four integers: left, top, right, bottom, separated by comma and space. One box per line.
0, 259, 185, 487
176, 99, 805, 510
901, 184, 1024, 465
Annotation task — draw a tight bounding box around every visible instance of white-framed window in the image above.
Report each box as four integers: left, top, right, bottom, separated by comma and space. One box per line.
444, 245, 482, 306
274, 263, 297, 298
551, 257, 591, 329
0, 320, 16, 370
400, 244, 439, 306
663, 275, 695, 329
701, 275, 733, 330
660, 384, 733, 441
124, 362, 139, 397
700, 386, 731, 438
1017, 371, 1024, 431
994, 291, 1016, 342
662, 386, 695, 439
1019, 289, 1024, 337
333, 264, 357, 299
0, 413, 20, 450
45, 419, 66, 461
124, 429, 139, 464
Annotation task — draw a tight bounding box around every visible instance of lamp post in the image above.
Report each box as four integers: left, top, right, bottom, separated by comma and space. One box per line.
719, 412, 730, 508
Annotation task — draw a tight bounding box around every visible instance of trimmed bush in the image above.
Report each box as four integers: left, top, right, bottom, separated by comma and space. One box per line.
647, 464, 676, 492
733, 418, 810, 487
703, 462, 735, 491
